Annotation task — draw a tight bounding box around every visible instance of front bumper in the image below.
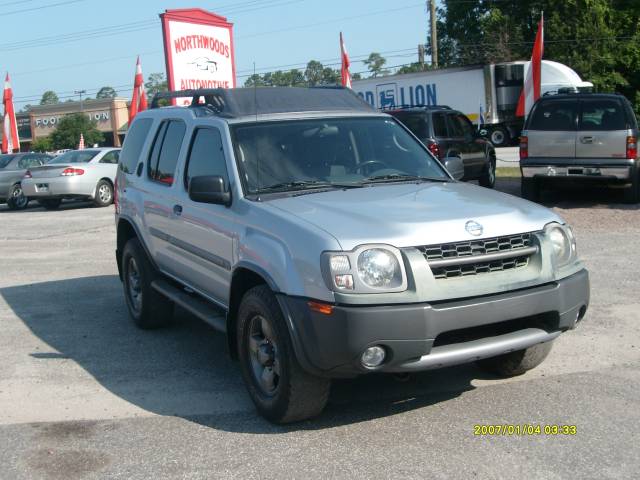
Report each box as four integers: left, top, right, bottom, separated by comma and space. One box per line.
279, 269, 589, 377
22, 176, 95, 198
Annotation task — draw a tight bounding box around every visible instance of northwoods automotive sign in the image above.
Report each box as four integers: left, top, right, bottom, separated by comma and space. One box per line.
160, 8, 236, 105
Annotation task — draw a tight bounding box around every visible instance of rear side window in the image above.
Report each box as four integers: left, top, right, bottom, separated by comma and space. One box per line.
120, 118, 153, 174
579, 99, 627, 131
184, 128, 228, 190
528, 100, 577, 131
432, 113, 448, 137
100, 150, 120, 164
17, 155, 45, 169
148, 120, 186, 186
394, 113, 428, 139
446, 114, 464, 137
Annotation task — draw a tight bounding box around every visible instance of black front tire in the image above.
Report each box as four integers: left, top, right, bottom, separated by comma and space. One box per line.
93, 179, 114, 207
6, 184, 29, 210
121, 238, 174, 329
521, 178, 540, 201
478, 154, 496, 188
476, 341, 553, 377
39, 199, 62, 210
237, 285, 331, 423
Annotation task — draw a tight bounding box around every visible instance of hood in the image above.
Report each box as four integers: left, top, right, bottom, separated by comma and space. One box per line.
266, 182, 562, 250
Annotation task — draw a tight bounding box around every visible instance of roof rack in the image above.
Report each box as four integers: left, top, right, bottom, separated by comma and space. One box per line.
150, 86, 374, 117
381, 104, 452, 111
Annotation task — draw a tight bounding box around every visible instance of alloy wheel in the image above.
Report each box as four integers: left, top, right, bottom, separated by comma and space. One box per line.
248, 314, 281, 396
126, 257, 143, 313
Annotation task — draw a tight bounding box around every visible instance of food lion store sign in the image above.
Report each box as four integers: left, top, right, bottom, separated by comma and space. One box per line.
34, 112, 110, 129
160, 8, 236, 105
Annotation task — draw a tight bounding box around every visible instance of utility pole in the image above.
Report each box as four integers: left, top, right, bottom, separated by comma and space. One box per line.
74, 89, 86, 112
428, 0, 438, 68
418, 44, 425, 70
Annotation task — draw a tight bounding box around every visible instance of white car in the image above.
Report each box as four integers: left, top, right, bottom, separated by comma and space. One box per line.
21, 147, 120, 209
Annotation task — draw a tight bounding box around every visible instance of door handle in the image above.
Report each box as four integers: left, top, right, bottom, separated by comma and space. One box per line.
173, 204, 183, 216
580, 136, 594, 144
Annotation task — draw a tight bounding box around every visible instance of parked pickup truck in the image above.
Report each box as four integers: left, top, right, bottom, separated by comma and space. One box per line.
115, 87, 590, 423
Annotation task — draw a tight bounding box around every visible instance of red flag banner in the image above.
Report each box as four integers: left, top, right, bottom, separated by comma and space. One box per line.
2, 73, 20, 153
516, 13, 544, 117
340, 32, 352, 89
129, 56, 148, 123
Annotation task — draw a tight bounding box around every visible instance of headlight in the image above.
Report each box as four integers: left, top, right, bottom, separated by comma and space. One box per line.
357, 248, 402, 288
545, 223, 576, 267
322, 245, 407, 293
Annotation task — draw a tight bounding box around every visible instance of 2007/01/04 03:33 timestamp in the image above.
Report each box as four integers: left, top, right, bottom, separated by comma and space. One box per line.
474, 424, 578, 436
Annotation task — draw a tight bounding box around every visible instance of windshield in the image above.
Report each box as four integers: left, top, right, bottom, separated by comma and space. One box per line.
49, 150, 100, 164
231, 117, 448, 194
0, 154, 17, 169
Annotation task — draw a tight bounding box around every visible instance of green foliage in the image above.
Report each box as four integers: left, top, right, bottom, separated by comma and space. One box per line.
145, 72, 168, 105
31, 136, 53, 152
363, 52, 390, 77
243, 60, 341, 87
397, 62, 427, 74
50, 113, 103, 150
434, 0, 640, 106
96, 86, 117, 99
40, 90, 59, 105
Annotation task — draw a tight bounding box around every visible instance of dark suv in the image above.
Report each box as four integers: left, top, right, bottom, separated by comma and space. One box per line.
388, 106, 497, 188
520, 93, 639, 202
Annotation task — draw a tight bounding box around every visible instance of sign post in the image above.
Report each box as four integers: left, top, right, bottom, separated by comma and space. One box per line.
160, 8, 236, 105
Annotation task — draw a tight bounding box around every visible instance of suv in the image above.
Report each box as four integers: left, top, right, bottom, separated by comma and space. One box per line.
520, 93, 639, 202
115, 87, 589, 423
387, 106, 497, 188
0, 152, 54, 210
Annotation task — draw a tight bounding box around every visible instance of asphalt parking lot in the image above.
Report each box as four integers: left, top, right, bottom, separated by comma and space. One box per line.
1, 178, 639, 479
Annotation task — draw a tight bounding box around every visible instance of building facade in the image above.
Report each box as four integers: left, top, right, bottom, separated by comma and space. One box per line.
1, 97, 129, 151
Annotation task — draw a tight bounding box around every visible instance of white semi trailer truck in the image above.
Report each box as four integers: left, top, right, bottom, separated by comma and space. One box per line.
352, 60, 592, 147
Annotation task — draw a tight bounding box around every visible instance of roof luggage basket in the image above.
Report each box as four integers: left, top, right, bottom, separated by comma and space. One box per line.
149, 86, 374, 118
381, 104, 452, 111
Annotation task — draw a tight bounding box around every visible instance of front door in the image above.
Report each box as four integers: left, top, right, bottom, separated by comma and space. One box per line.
172, 126, 235, 306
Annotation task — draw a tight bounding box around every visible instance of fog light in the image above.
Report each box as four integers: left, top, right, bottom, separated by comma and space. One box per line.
361, 345, 386, 368
334, 274, 354, 290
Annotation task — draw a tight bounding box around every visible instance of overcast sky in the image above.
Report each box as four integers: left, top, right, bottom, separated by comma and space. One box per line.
0, 0, 431, 108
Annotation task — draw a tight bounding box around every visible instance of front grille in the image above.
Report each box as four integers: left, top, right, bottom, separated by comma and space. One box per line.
418, 232, 537, 280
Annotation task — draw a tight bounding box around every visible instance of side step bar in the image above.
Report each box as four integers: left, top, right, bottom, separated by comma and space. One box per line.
151, 279, 227, 333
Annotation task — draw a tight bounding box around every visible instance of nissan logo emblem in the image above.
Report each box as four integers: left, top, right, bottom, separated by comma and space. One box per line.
465, 220, 483, 237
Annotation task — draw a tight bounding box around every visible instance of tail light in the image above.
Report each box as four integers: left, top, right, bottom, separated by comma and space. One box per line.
519, 135, 528, 160
627, 136, 637, 160
427, 141, 441, 159
61, 167, 85, 176
23, 170, 32, 179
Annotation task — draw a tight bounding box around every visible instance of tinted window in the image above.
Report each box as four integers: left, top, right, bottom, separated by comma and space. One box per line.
528, 100, 577, 131
453, 114, 474, 138
446, 114, 464, 137
579, 99, 627, 131
185, 128, 228, 190
49, 150, 100, 164
432, 113, 448, 137
149, 120, 185, 186
100, 150, 120, 164
394, 113, 428, 139
120, 118, 153, 174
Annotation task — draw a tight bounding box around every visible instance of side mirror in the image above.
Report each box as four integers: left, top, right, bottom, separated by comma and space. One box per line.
443, 156, 465, 181
188, 175, 231, 206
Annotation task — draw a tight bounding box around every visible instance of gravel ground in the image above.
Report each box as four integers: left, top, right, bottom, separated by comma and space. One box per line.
0, 182, 638, 479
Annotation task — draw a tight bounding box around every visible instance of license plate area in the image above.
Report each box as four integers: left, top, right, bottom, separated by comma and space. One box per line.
36, 183, 49, 192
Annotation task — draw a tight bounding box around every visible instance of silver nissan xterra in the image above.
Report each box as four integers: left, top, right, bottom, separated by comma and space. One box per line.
115, 87, 590, 423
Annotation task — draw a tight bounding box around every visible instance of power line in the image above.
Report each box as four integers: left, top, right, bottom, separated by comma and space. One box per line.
0, 0, 87, 17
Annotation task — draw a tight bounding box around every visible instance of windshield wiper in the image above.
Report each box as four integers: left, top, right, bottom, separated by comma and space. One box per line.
257, 180, 362, 193
363, 173, 449, 184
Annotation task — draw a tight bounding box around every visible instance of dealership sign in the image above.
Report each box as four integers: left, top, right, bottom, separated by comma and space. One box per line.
160, 8, 236, 105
